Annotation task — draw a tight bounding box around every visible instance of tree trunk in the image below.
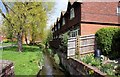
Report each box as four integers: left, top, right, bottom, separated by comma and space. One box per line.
30, 33, 36, 45
25, 33, 28, 45
17, 32, 23, 52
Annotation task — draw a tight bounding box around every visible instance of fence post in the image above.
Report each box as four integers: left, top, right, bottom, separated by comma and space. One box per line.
75, 36, 80, 59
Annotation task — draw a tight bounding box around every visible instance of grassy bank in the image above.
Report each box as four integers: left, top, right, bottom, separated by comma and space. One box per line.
0, 45, 43, 75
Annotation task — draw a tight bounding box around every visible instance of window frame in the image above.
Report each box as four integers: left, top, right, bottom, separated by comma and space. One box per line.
70, 7, 75, 20
58, 23, 60, 29
117, 6, 120, 14
62, 18, 65, 25
70, 29, 79, 37
55, 26, 57, 31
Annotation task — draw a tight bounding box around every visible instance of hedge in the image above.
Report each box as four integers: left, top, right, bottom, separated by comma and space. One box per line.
95, 27, 120, 59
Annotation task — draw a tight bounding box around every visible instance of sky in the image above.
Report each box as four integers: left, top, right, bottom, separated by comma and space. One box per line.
47, 0, 68, 28
0, 0, 6, 25
0, 0, 68, 28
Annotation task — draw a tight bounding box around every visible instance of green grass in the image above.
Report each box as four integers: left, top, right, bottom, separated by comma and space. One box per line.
0, 42, 16, 47
0, 45, 43, 75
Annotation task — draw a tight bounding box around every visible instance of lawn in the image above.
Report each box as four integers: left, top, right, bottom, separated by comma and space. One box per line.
0, 42, 17, 47
0, 45, 43, 75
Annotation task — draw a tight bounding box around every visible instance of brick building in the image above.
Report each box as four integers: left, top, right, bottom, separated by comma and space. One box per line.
51, 1, 120, 48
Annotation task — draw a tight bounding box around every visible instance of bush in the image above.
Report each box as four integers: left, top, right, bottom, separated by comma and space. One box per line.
95, 27, 120, 59
3, 39, 9, 43
38, 43, 45, 49
61, 32, 69, 48
100, 63, 115, 75
80, 54, 120, 76
80, 54, 101, 67
59, 32, 69, 52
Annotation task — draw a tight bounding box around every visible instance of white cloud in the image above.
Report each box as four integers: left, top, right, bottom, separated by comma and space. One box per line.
47, 0, 68, 29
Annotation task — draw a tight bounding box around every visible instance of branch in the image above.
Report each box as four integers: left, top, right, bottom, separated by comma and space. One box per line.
1, 0, 9, 13
1, 1, 16, 14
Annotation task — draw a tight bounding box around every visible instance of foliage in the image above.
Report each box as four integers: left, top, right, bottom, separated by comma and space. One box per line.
81, 54, 101, 66
47, 48, 52, 54
0, 25, 7, 37
54, 54, 60, 64
1, 2, 55, 51
100, 63, 115, 75
3, 39, 9, 43
59, 32, 69, 52
42, 28, 53, 46
38, 43, 45, 49
0, 45, 43, 75
80, 54, 120, 76
61, 32, 69, 48
95, 27, 120, 59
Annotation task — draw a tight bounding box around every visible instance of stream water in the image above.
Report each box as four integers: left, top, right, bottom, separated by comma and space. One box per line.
37, 50, 69, 77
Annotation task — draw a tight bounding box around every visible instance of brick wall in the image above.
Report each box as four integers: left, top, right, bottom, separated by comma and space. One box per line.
81, 2, 119, 24
57, 51, 106, 76
80, 23, 118, 36
68, 2, 81, 29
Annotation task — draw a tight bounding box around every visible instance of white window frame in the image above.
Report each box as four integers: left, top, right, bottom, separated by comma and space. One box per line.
117, 6, 120, 14
58, 23, 60, 29
62, 18, 65, 25
70, 8, 75, 19
55, 26, 57, 31
52, 29, 54, 33
70, 29, 79, 37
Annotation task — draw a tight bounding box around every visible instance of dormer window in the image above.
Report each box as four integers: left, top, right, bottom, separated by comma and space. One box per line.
70, 8, 75, 19
55, 26, 57, 31
58, 23, 60, 29
117, 6, 120, 15
52, 29, 54, 32
62, 18, 65, 25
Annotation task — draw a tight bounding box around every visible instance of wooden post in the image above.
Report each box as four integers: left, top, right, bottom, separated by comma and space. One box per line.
75, 36, 80, 59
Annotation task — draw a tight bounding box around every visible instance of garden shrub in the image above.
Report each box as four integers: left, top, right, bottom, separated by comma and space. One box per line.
81, 54, 101, 67
95, 27, 120, 59
59, 32, 69, 52
3, 39, 9, 43
80, 54, 120, 76
38, 43, 45, 49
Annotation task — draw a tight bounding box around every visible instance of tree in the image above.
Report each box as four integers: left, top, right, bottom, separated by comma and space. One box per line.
1, 2, 55, 52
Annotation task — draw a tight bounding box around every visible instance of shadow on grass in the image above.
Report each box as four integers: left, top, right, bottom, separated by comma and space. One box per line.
3, 46, 17, 52
3, 45, 41, 52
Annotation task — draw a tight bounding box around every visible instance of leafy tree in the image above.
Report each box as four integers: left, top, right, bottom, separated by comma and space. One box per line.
0, 2, 54, 52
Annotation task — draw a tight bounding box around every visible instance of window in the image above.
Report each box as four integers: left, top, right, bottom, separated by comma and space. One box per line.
55, 27, 56, 31
55, 26, 57, 31
62, 18, 65, 25
117, 6, 120, 14
58, 23, 60, 29
70, 29, 79, 37
70, 8, 75, 19
52, 28, 54, 33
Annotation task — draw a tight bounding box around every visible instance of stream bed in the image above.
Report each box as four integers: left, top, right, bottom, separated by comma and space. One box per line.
37, 49, 70, 77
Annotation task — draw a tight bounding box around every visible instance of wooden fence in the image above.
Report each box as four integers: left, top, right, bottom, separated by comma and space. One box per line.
67, 34, 95, 57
